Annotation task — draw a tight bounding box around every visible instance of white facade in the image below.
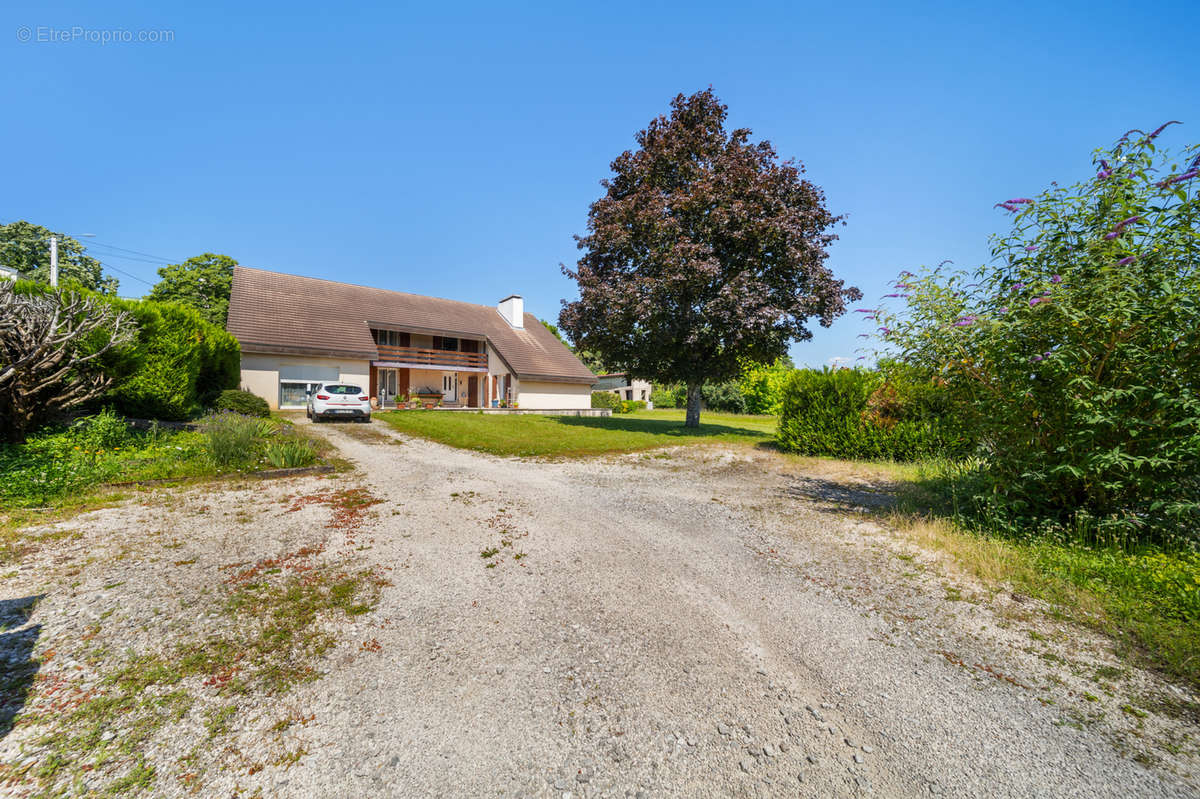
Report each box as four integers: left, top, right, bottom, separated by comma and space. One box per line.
240, 353, 370, 410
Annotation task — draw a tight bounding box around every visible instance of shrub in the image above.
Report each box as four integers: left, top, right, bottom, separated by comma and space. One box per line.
71, 407, 130, 450
776, 367, 961, 461
264, 437, 317, 468
700, 381, 746, 414
875, 126, 1200, 546
214, 389, 270, 417
738, 360, 792, 415
102, 298, 240, 421
590, 391, 620, 410
650, 387, 681, 408
616, 399, 647, 414
203, 412, 262, 467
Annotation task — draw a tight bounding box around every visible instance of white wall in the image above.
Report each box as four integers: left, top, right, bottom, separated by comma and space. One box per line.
516, 381, 591, 409
240, 353, 370, 409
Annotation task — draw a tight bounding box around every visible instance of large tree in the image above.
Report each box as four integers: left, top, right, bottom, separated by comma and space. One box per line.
0, 221, 116, 294
559, 89, 859, 426
147, 253, 238, 327
0, 282, 135, 443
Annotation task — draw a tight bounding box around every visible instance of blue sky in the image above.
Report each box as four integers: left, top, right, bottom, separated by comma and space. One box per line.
4, 0, 1198, 368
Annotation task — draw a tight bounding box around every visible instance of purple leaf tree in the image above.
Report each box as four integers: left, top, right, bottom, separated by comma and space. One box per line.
559, 89, 859, 427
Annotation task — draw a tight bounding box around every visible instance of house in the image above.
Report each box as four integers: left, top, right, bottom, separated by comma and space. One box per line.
593, 373, 654, 407
225, 266, 598, 411
0, 265, 22, 282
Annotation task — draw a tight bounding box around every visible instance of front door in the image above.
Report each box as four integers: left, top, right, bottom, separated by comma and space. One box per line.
442, 372, 457, 403
467, 376, 478, 407
378, 368, 399, 406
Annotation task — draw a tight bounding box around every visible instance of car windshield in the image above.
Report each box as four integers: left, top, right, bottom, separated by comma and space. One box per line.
324, 385, 362, 395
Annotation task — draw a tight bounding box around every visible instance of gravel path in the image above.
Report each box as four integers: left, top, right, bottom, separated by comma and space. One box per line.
2, 419, 1196, 798
272, 421, 1196, 798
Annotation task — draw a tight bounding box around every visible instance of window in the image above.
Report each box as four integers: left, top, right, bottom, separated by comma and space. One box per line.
324, 384, 363, 395
280, 381, 321, 408
433, 336, 459, 352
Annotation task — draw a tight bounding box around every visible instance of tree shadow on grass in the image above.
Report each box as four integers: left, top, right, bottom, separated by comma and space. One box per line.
549, 415, 770, 439
0, 595, 43, 739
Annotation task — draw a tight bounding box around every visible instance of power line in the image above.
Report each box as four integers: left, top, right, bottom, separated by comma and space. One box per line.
87, 240, 181, 264
97, 260, 155, 288
88, 250, 172, 267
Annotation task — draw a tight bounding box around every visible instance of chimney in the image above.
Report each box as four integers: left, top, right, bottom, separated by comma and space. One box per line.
498, 294, 524, 328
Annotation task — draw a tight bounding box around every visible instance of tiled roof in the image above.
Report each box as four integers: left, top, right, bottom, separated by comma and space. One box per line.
226, 266, 596, 383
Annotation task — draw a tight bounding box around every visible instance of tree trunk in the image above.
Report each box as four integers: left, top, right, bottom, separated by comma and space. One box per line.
684, 383, 702, 428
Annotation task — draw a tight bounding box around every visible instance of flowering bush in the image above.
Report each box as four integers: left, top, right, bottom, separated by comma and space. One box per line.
874, 125, 1200, 546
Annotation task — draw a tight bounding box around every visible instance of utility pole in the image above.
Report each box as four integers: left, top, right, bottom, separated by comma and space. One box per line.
49, 236, 58, 287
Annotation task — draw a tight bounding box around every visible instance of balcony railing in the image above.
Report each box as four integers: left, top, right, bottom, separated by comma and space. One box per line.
374, 344, 487, 370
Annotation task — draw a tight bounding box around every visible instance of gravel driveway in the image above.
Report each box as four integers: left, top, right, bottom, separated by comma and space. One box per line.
3, 419, 1197, 798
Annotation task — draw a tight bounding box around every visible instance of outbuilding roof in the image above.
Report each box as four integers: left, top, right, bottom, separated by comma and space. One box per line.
226, 266, 596, 384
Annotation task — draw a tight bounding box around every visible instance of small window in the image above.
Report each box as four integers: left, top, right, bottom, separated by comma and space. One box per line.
324, 384, 363, 395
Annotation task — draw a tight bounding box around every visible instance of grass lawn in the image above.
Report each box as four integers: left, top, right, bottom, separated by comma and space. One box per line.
0, 411, 332, 514
377, 408, 778, 457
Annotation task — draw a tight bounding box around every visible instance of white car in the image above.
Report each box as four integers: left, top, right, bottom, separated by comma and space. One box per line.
307, 383, 371, 422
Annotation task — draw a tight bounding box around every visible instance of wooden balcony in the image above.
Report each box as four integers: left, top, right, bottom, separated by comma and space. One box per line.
374, 345, 488, 370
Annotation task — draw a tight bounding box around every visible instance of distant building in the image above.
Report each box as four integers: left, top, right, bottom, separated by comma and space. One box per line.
593, 373, 653, 407
0, 265, 23, 281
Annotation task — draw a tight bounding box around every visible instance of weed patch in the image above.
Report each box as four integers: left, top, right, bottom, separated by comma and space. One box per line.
1, 553, 387, 796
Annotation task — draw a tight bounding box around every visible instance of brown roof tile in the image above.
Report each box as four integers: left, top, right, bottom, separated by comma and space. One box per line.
226, 266, 596, 383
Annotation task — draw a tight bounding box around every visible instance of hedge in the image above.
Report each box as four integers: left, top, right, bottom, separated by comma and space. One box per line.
591, 391, 621, 410
776, 367, 968, 461
214, 389, 270, 418
101, 296, 240, 420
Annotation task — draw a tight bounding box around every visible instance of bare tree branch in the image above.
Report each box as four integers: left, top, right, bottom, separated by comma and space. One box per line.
0, 283, 136, 443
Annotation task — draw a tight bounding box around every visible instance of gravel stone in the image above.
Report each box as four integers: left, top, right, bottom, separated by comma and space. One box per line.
1, 423, 1193, 799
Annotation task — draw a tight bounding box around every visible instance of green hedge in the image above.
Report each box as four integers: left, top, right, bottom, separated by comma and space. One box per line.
101, 296, 240, 421
776, 368, 967, 461
214, 389, 270, 417
591, 391, 621, 410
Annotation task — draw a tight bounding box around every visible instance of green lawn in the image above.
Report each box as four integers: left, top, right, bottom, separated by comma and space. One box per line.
376, 408, 778, 457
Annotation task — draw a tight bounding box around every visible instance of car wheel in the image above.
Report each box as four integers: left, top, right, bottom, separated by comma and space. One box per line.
313, 414, 323, 423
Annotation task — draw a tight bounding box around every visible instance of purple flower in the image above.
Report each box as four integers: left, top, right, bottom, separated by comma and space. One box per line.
1119, 128, 1143, 144
1189, 153, 1200, 171
938, 260, 954, 268
1000, 306, 1009, 314
1030, 294, 1050, 307
883, 293, 902, 298
878, 327, 892, 335
1031, 354, 1044, 362
1025, 245, 1039, 252
1158, 168, 1200, 188
1104, 231, 1121, 240
1097, 168, 1112, 179
1011, 282, 1025, 292
1006, 198, 1033, 205
996, 203, 1020, 213
1117, 255, 1136, 266
1114, 215, 1142, 229
1043, 351, 1051, 358
1050, 275, 1062, 284
1148, 120, 1181, 140
953, 315, 978, 327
